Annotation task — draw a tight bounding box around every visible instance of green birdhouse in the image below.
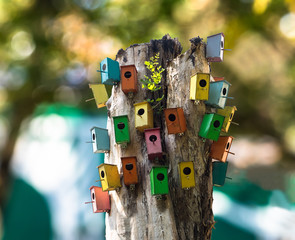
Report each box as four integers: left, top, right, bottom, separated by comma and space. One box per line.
113, 115, 130, 145
199, 113, 224, 141
212, 161, 228, 187
150, 166, 169, 196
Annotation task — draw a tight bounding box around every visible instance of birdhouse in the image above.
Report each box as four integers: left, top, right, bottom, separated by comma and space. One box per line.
150, 166, 169, 195
210, 136, 234, 162
88, 84, 112, 108
190, 73, 210, 101
98, 163, 121, 191
205, 79, 232, 109
212, 161, 228, 187
144, 128, 163, 160
121, 65, 138, 95
89, 186, 111, 213
217, 106, 237, 132
206, 33, 225, 62
134, 101, 153, 132
178, 162, 195, 189
199, 113, 224, 141
98, 57, 120, 85
164, 108, 187, 134
121, 156, 138, 187
90, 127, 110, 153
113, 115, 130, 145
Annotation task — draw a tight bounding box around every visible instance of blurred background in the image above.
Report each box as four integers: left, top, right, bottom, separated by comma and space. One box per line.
0, 0, 294, 239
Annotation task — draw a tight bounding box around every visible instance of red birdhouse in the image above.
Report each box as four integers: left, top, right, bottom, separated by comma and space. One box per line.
88, 186, 111, 213
210, 136, 234, 162
144, 128, 163, 160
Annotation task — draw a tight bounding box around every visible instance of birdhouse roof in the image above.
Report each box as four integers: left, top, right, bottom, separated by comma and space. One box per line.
134, 101, 151, 107
213, 77, 225, 81
144, 127, 160, 133
97, 163, 117, 168
90, 126, 107, 131
207, 32, 224, 39
89, 185, 97, 190
120, 64, 138, 72
211, 80, 231, 86
112, 115, 129, 120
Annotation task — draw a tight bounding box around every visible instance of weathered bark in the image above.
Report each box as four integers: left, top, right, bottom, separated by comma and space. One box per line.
105, 35, 213, 240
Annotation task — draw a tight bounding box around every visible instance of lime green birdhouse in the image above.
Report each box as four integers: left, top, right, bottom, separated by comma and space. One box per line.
199, 113, 224, 141
150, 166, 169, 196
113, 115, 130, 146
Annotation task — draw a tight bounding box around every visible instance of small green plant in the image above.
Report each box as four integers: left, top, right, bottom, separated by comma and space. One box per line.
140, 53, 165, 109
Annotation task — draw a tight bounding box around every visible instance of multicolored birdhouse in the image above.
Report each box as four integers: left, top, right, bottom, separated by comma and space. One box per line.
89, 186, 111, 213
164, 108, 187, 135
217, 106, 237, 132
98, 163, 121, 191
88, 84, 112, 108
210, 136, 234, 162
199, 113, 224, 141
212, 161, 229, 187
90, 127, 110, 153
113, 115, 130, 146
99, 57, 120, 85
144, 128, 163, 160
205, 79, 232, 109
190, 73, 210, 101
206, 33, 225, 62
121, 156, 138, 187
134, 101, 153, 132
178, 162, 195, 189
150, 166, 169, 195
121, 65, 138, 96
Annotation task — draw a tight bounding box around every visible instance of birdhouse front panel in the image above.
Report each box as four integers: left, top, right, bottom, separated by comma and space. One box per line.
91, 127, 110, 153
205, 80, 231, 109
199, 113, 225, 141
206, 33, 225, 62
150, 167, 169, 195
89, 84, 112, 108
89, 186, 111, 213
121, 156, 138, 186
210, 136, 233, 162
217, 106, 237, 132
212, 161, 228, 187
113, 115, 130, 144
164, 108, 187, 134
121, 65, 138, 94
100, 57, 120, 85
144, 128, 163, 160
98, 163, 121, 191
190, 73, 210, 101
134, 102, 153, 132
178, 162, 195, 189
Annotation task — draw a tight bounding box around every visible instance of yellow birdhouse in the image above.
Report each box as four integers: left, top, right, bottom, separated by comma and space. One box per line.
190, 73, 210, 101
134, 101, 153, 132
89, 84, 112, 108
97, 163, 121, 191
217, 106, 237, 132
178, 162, 195, 189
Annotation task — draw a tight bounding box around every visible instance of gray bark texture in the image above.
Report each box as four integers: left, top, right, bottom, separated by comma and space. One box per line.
105, 35, 214, 240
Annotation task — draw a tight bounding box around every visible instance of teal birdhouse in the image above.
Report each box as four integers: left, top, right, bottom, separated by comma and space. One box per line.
212, 161, 229, 187
98, 57, 120, 85
205, 79, 232, 109
90, 127, 110, 153
150, 166, 169, 196
199, 113, 224, 141
113, 115, 130, 146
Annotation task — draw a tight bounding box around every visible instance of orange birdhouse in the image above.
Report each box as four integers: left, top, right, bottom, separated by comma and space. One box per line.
210, 136, 234, 162
121, 65, 138, 96
164, 108, 187, 134
121, 156, 138, 187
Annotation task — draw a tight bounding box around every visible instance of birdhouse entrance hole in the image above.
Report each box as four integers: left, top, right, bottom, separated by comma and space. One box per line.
92, 193, 95, 200
213, 120, 220, 128
168, 114, 176, 122
149, 135, 157, 143
101, 171, 105, 178
221, 41, 224, 48
230, 113, 233, 120
117, 122, 125, 130
199, 79, 207, 87
157, 173, 165, 181
138, 108, 145, 116
183, 167, 191, 175
125, 163, 134, 171
124, 71, 132, 78
102, 64, 106, 71
222, 88, 227, 95
226, 142, 230, 149
92, 133, 95, 140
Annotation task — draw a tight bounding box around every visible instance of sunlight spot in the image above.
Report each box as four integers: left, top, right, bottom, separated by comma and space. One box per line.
11, 31, 36, 59
279, 12, 295, 39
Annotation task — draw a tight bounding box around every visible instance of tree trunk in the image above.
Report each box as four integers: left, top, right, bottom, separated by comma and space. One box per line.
104, 35, 213, 240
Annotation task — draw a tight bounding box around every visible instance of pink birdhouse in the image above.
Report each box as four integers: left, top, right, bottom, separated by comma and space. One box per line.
144, 127, 163, 160
89, 186, 111, 213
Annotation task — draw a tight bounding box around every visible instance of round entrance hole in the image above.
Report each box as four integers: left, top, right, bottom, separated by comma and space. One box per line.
117, 122, 125, 130
149, 135, 157, 142
125, 163, 133, 171
100, 170, 105, 178
138, 108, 145, 116
124, 71, 132, 78
168, 114, 176, 122
213, 120, 220, 128
199, 79, 207, 87
157, 173, 165, 181
222, 88, 227, 95
92, 133, 95, 141
183, 167, 191, 175
102, 64, 106, 71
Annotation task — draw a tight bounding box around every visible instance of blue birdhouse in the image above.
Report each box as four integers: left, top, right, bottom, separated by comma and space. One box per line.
206, 33, 225, 62
90, 127, 110, 153
212, 161, 229, 187
98, 57, 120, 85
205, 79, 232, 109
